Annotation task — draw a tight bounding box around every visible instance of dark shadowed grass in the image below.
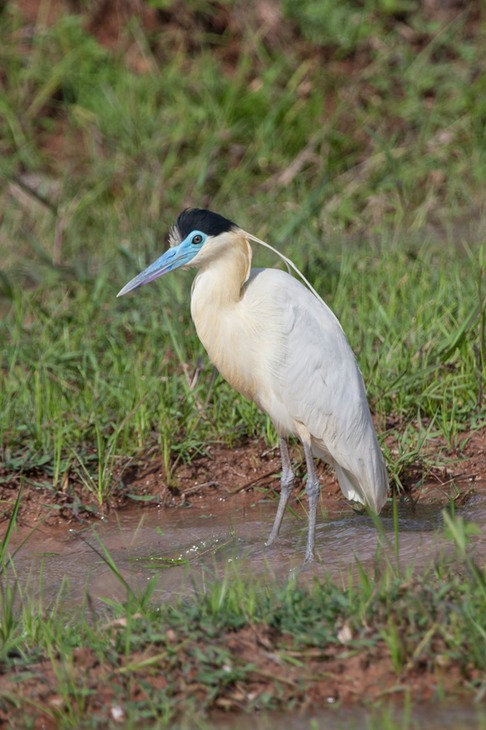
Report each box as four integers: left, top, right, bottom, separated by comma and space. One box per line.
1, 2, 486, 256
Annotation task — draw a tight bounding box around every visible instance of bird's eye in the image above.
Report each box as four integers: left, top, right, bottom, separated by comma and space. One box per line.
192, 234, 203, 245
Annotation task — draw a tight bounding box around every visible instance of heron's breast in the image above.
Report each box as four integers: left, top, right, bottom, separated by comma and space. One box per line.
191, 306, 297, 438
191, 305, 268, 400
189, 266, 301, 434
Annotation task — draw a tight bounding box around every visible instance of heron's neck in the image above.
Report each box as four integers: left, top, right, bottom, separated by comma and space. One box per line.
189, 233, 257, 398
191, 234, 252, 311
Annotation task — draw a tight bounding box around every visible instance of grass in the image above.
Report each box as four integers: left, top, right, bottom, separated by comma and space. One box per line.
0, 504, 485, 727
1, 2, 485, 510
0, 0, 485, 722
1, 224, 483, 505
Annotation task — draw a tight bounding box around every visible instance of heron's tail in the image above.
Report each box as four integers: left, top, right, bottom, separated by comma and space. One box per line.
333, 462, 388, 514
312, 439, 389, 514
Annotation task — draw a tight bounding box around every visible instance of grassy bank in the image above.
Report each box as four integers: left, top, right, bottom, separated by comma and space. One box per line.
0, 0, 485, 513
0, 1, 486, 726
0, 505, 485, 728
1, 234, 484, 509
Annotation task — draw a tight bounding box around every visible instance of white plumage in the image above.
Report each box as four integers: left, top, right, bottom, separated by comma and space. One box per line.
118, 209, 389, 561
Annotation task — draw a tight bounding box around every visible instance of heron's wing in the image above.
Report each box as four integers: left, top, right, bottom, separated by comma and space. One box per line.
276, 277, 368, 441
260, 270, 388, 511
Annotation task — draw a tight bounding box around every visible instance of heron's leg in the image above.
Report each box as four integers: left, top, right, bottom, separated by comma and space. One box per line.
303, 441, 320, 563
265, 438, 294, 547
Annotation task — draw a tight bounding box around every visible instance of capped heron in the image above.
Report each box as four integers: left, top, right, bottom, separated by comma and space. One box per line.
118, 208, 389, 561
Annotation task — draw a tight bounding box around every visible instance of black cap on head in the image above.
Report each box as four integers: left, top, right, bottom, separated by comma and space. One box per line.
176, 209, 236, 240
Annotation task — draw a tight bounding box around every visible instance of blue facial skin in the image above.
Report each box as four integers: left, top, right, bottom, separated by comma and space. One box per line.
117, 231, 207, 297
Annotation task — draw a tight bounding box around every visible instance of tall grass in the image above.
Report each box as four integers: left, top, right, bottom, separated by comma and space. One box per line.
1, 234, 483, 501
0, 1, 485, 504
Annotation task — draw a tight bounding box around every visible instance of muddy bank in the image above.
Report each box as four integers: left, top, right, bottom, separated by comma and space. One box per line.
1, 429, 485, 530
1, 438, 485, 728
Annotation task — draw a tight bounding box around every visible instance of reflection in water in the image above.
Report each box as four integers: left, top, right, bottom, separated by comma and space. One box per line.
8, 493, 486, 611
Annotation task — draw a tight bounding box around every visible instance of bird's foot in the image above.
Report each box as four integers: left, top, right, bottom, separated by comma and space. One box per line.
264, 532, 278, 548
304, 549, 315, 564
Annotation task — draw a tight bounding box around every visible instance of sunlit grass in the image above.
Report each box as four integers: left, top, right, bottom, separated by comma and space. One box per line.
1, 234, 483, 504
0, 1, 485, 727
0, 2, 485, 506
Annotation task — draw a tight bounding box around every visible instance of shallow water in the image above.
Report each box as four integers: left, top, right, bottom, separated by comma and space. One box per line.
8, 492, 486, 609
6, 494, 486, 729
212, 703, 486, 730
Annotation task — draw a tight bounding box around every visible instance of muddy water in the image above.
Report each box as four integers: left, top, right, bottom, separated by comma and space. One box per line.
214, 705, 486, 730
213, 704, 486, 730
8, 492, 486, 610
6, 494, 486, 729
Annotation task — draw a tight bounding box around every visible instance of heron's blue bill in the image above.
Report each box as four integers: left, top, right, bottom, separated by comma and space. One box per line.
117, 239, 197, 297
